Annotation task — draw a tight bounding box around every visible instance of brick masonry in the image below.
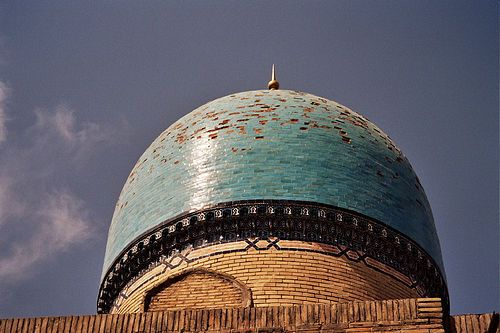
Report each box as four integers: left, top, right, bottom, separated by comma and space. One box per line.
2, 298, 496, 332
449, 313, 499, 333
110, 241, 421, 314
145, 269, 252, 312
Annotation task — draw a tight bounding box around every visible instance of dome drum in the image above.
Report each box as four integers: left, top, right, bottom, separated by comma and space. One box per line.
97, 199, 448, 314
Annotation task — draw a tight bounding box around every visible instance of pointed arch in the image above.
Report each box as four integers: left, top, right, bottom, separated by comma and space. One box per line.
143, 268, 252, 311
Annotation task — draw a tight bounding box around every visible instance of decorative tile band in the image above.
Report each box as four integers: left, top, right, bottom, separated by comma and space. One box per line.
97, 200, 448, 314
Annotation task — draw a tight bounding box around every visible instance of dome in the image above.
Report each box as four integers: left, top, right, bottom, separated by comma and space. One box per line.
102, 89, 443, 280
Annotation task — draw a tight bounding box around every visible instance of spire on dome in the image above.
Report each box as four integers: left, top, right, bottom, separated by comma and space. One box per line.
267, 64, 279, 90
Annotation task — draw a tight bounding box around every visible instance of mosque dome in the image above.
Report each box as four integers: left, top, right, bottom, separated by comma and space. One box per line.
99, 89, 447, 314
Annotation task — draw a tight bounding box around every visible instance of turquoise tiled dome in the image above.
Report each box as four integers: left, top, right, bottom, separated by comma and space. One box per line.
102, 90, 443, 277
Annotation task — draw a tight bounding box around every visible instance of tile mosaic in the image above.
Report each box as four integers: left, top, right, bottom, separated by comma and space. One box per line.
102, 90, 442, 277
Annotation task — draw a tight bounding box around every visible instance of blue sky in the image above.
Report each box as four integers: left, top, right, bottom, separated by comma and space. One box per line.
0, 1, 497, 317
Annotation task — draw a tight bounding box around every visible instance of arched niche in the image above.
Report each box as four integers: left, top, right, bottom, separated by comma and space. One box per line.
143, 268, 252, 312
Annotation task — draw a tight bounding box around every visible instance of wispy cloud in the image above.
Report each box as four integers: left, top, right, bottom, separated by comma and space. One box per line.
0, 175, 24, 226
0, 100, 127, 281
29, 104, 124, 163
0, 191, 93, 279
0, 81, 9, 144
33, 105, 111, 146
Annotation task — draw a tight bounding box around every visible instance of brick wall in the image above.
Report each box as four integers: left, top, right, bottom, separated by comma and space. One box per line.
112, 241, 421, 313
0, 298, 456, 333
146, 269, 251, 311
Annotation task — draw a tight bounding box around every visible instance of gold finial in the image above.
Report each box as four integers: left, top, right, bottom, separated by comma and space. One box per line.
267, 64, 279, 90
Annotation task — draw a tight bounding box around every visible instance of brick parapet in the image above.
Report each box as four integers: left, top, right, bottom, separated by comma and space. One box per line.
0, 298, 451, 333
449, 312, 498, 333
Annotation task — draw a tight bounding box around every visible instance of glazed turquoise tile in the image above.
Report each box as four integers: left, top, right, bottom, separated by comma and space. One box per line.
102, 90, 443, 278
